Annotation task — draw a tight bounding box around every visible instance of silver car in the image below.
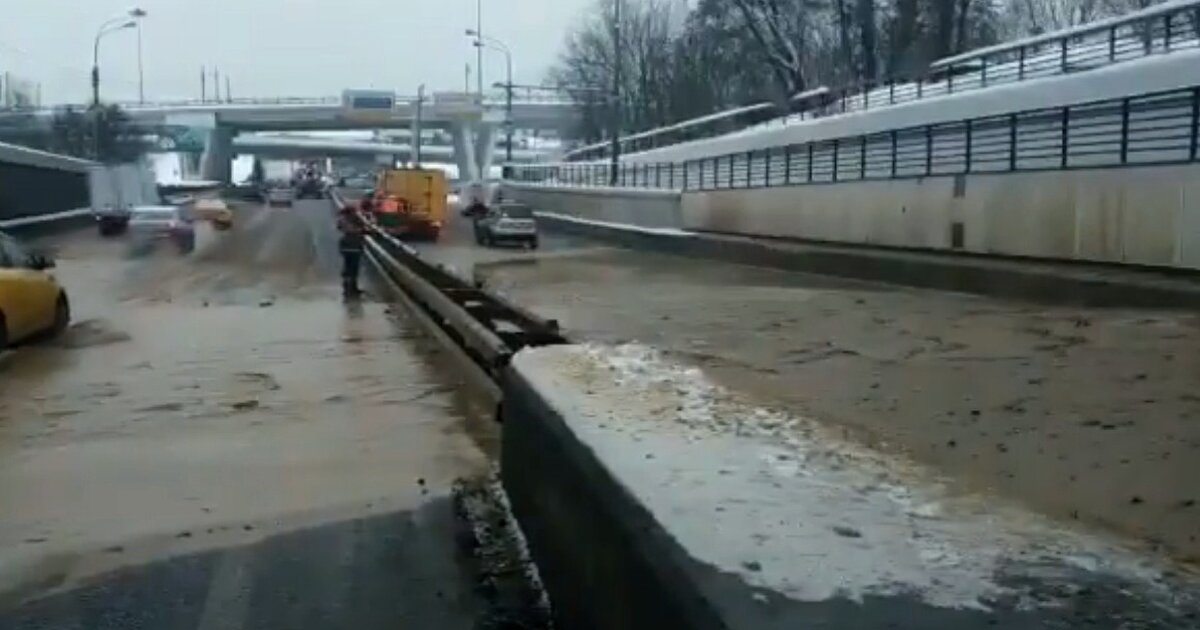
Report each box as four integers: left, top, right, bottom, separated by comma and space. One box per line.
128, 205, 195, 253
265, 186, 295, 207
474, 202, 539, 249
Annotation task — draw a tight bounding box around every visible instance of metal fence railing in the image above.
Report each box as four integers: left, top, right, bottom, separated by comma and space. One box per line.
564, 0, 1200, 162
20, 92, 574, 113
510, 85, 1200, 192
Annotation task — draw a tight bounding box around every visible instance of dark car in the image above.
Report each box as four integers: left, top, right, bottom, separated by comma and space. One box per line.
296, 176, 325, 200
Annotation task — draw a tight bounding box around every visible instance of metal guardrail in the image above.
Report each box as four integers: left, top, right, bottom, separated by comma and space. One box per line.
328, 190, 565, 386
565, 0, 1200, 162
0, 208, 94, 236
512, 85, 1200, 191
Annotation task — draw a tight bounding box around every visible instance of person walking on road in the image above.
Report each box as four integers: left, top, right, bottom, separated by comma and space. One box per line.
338, 206, 365, 298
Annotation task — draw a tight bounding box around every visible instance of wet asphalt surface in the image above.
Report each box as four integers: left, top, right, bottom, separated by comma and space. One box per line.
0, 199, 499, 629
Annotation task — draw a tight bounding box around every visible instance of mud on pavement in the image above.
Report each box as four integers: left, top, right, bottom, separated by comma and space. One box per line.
477, 247, 1200, 567
0, 201, 545, 629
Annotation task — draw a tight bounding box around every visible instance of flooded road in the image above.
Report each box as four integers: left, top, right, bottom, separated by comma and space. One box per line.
476, 245, 1200, 568
0, 200, 497, 628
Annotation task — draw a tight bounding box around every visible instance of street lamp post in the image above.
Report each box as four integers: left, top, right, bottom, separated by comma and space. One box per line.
131, 8, 147, 104
610, 0, 623, 186
475, 0, 484, 100
92, 8, 145, 107
414, 84, 426, 166
92, 18, 136, 107
467, 30, 514, 163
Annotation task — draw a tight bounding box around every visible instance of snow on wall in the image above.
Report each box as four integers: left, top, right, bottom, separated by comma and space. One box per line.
619, 50, 1200, 165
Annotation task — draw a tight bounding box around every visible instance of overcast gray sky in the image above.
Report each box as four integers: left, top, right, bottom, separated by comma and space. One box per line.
0, 0, 594, 104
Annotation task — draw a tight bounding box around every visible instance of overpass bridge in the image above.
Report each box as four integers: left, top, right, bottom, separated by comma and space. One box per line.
1, 90, 579, 184
228, 134, 547, 164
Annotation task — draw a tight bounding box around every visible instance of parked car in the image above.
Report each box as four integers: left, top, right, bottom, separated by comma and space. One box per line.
128, 206, 195, 253
0, 230, 70, 350
473, 202, 539, 249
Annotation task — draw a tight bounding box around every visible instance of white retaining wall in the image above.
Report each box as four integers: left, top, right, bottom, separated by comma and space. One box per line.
683, 164, 1200, 269
505, 184, 683, 230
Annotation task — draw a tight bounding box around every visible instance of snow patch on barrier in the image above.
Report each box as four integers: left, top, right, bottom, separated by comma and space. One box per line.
513, 342, 1199, 615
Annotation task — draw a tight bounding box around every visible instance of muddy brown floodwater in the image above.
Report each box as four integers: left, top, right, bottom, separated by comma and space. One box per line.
0, 201, 499, 628
478, 247, 1200, 566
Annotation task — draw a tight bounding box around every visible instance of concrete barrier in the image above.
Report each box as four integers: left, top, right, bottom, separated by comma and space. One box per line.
531, 209, 1200, 308
504, 183, 683, 230
501, 344, 1200, 629
683, 164, 1200, 271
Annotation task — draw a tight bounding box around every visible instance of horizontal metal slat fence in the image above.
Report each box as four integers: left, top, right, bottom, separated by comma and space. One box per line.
510, 85, 1200, 193
563, 1, 1200, 163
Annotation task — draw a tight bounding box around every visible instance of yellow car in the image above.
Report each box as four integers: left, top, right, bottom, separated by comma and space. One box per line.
191, 199, 233, 231
0, 231, 70, 350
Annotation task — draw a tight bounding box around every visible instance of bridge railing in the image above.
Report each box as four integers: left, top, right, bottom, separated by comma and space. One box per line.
510, 85, 1200, 191
564, 0, 1200, 162
76, 93, 573, 111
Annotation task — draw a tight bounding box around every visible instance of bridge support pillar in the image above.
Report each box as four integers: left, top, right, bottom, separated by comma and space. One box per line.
474, 122, 498, 183
180, 153, 202, 179
199, 126, 235, 183
451, 122, 480, 184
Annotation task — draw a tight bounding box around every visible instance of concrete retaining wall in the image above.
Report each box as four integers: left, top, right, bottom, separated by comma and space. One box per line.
504, 184, 683, 230
683, 164, 1200, 270
499, 363, 724, 630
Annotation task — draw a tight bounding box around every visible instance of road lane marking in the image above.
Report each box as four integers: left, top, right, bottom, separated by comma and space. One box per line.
195, 546, 254, 630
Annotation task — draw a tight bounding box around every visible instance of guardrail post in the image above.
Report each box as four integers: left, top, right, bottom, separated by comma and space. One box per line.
807, 143, 815, 182
1009, 113, 1019, 171
840, 90, 847, 113
1061, 106, 1070, 168
700, 158, 707, 189
947, 66, 954, 94
746, 150, 754, 187
889, 79, 895, 104
917, 77, 923, 99
728, 154, 735, 188
925, 125, 933, 176
784, 145, 793, 184
1190, 87, 1199, 161
965, 119, 973, 173
1109, 26, 1117, 61
1060, 38, 1069, 72
863, 81, 870, 110
980, 58, 988, 87
656, 163, 662, 188
1165, 13, 1172, 51
890, 130, 898, 178
764, 148, 772, 185
681, 161, 688, 190
1018, 46, 1026, 80
832, 139, 840, 182
1120, 97, 1131, 164
859, 136, 867, 180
